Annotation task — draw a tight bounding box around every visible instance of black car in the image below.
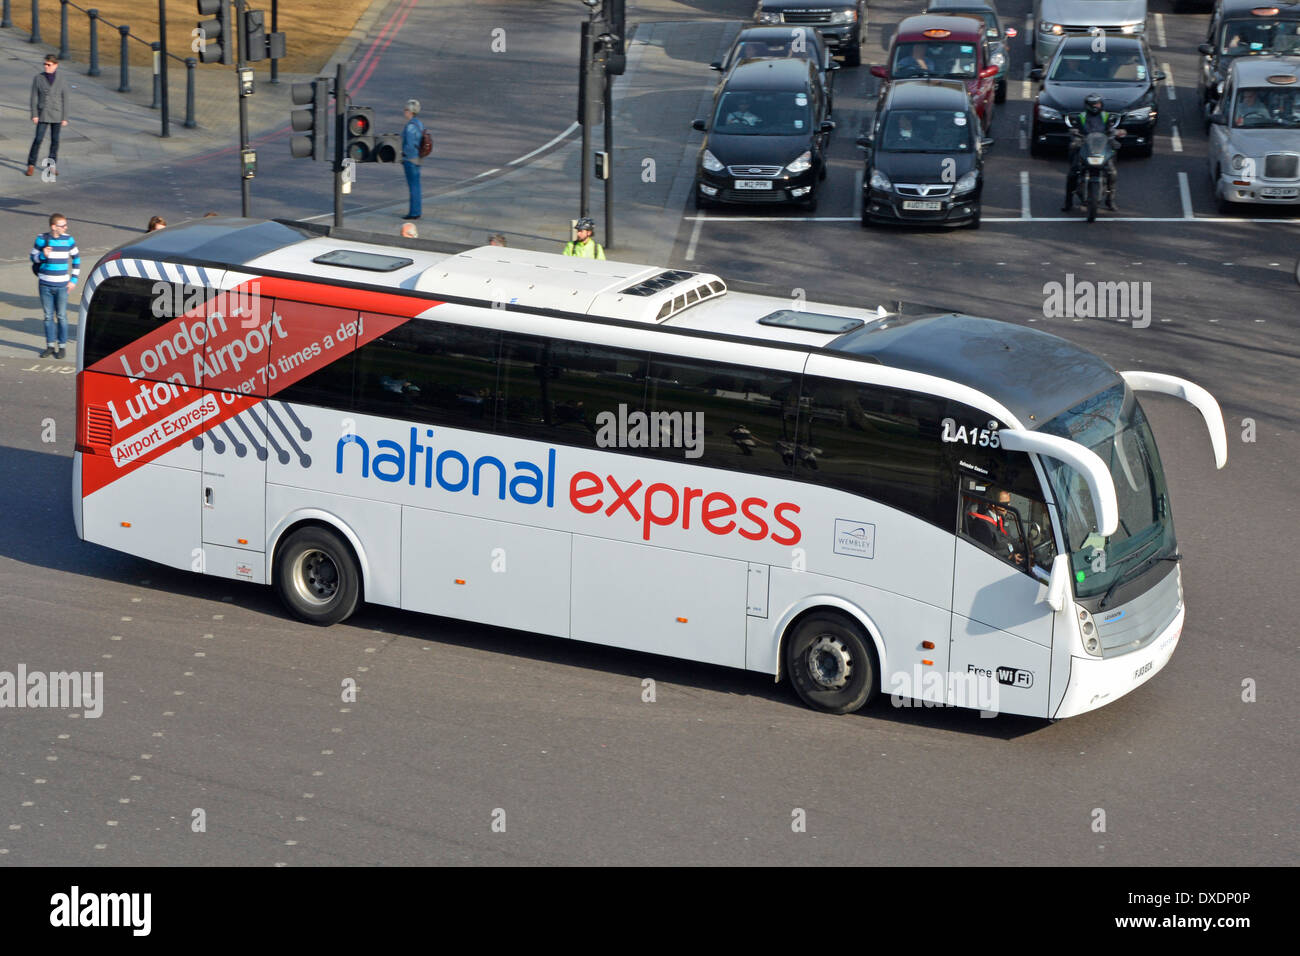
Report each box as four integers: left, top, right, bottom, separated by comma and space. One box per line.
858, 79, 993, 228
1197, 0, 1300, 121
1030, 36, 1165, 157
754, 0, 868, 67
924, 0, 1018, 104
692, 58, 835, 210
712, 25, 839, 113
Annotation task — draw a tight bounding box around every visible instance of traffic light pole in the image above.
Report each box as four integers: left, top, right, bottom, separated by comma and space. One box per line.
236, 0, 250, 216
579, 17, 595, 220
603, 71, 613, 249
159, 0, 170, 137
334, 62, 346, 228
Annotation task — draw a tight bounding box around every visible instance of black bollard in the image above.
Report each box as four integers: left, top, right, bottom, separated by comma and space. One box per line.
88, 10, 100, 76
59, 0, 69, 60
118, 24, 129, 92
184, 57, 197, 128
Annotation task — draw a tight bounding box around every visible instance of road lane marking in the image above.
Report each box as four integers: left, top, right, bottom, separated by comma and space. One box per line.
685, 209, 705, 260
854, 167, 864, 221
1170, 122, 1183, 153
1021, 61, 1031, 101
1026, 19, 1034, 45
1162, 63, 1176, 101
1154, 13, 1167, 48
1020, 170, 1031, 219
1178, 171, 1194, 219
1019, 115, 1028, 150
508, 122, 581, 165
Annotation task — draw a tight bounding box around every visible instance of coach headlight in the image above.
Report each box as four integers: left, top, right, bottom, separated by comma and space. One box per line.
1079, 608, 1102, 656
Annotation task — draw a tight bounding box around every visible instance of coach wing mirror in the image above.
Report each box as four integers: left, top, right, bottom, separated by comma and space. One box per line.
998, 429, 1119, 536
1119, 371, 1229, 469
692, 118, 707, 132
1045, 555, 1073, 612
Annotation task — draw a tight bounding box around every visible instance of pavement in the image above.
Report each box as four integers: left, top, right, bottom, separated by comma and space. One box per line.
0, 1, 745, 361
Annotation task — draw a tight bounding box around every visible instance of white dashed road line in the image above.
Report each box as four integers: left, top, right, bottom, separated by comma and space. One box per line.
1162, 63, 1176, 101
1178, 171, 1194, 220
507, 122, 580, 165
1154, 13, 1167, 49
1020, 170, 1031, 219
685, 209, 705, 260
1170, 122, 1183, 153
1025, 19, 1034, 45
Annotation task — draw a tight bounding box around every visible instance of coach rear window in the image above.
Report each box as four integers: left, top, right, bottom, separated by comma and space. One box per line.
82, 276, 172, 369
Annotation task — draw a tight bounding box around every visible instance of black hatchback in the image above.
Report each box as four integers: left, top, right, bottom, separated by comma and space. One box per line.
858, 79, 993, 228
692, 58, 835, 210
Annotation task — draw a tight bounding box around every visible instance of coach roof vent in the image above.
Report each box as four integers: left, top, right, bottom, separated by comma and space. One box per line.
414, 247, 725, 323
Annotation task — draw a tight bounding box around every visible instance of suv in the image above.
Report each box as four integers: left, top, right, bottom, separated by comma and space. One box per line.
754, 1, 868, 67
1208, 56, 1300, 212
925, 0, 1018, 103
1034, 0, 1148, 67
858, 78, 993, 228
712, 25, 839, 112
872, 15, 1000, 127
692, 58, 836, 210
1198, 0, 1300, 122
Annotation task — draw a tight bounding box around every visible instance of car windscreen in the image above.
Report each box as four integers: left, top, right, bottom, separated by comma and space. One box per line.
713, 90, 813, 135
880, 109, 975, 151
1048, 48, 1148, 83
1219, 17, 1300, 55
891, 41, 978, 79
1232, 86, 1300, 127
728, 37, 816, 68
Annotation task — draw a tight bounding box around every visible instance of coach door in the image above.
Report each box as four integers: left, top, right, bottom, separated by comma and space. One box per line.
198, 285, 273, 583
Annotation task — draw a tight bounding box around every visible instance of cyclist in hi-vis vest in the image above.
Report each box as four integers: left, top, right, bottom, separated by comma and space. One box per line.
1062, 94, 1122, 212
563, 217, 605, 259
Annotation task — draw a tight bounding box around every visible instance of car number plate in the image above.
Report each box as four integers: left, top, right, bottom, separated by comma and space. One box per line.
1260, 187, 1298, 198
735, 180, 773, 190
902, 200, 943, 210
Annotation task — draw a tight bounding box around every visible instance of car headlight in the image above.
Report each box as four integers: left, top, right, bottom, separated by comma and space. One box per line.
1040, 21, 1064, 36
1231, 153, 1249, 171
702, 149, 724, 172
786, 150, 813, 174
869, 169, 892, 190
1037, 103, 1062, 121
757, 10, 781, 24
953, 169, 979, 195
829, 9, 858, 23
1125, 106, 1152, 122
991, 50, 1006, 68
1121, 22, 1145, 34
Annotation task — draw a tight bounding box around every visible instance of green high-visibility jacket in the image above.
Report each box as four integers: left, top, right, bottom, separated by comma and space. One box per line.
563, 239, 605, 260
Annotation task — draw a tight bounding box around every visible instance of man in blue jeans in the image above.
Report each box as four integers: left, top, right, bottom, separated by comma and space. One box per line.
30, 212, 80, 359
401, 99, 425, 220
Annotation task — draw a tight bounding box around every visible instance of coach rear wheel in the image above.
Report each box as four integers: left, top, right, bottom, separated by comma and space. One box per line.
785, 613, 877, 714
274, 526, 361, 626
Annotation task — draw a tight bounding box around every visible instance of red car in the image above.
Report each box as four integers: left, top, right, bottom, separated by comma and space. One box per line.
871, 15, 999, 128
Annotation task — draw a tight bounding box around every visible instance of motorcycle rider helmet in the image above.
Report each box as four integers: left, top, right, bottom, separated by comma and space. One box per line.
575, 217, 596, 232
1084, 94, 1104, 117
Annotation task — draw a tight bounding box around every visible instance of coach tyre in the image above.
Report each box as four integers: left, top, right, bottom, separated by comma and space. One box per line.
274, 526, 362, 625
785, 613, 877, 714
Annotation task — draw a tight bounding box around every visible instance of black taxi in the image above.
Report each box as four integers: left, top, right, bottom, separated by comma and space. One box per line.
1198, 0, 1300, 121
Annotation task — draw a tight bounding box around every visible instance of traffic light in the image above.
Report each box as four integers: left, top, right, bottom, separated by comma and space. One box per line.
242, 8, 266, 62
290, 77, 329, 161
195, 0, 231, 66
373, 133, 401, 163
346, 107, 375, 162
605, 0, 627, 75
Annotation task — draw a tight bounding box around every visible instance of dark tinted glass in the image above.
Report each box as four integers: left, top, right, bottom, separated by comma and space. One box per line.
497, 333, 648, 449
796, 377, 953, 527
353, 320, 500, 430
83, 276, 182, 370
643, 354, 798, 477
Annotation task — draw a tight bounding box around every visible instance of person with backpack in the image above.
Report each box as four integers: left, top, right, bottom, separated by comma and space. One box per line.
401, 98, 431, 220
30, 212, 80, 359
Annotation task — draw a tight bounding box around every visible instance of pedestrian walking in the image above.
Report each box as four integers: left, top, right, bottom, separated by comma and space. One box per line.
402, 99, 426, 220
27, 54, 70, 177
31, 213, 80, 359
562, 217, 605, 259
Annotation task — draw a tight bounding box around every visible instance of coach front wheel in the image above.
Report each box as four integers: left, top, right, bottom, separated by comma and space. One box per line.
785, 612, 877, 714
274, 526, 361, 626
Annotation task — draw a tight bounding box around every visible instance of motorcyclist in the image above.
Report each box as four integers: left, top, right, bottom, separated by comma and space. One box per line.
1061, 94, 1123, 212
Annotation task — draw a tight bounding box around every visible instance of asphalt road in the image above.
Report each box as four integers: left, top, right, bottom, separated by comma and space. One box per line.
0, 0, 1295, 866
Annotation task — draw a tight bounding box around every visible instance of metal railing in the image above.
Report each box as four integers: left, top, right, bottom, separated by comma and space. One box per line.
2, 0, 198, 133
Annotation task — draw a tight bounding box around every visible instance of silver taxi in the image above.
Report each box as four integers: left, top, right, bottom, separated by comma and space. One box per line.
1208, 57, 1300, 212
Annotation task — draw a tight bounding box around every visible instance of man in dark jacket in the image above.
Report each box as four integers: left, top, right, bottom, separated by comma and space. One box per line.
27, 54, 70, 177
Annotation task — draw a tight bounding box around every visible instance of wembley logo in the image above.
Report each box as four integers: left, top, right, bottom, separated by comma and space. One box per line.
833, 519, 875, 559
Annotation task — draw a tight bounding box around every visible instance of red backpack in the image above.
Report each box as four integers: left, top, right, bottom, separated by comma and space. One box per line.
418, 126, 432, 158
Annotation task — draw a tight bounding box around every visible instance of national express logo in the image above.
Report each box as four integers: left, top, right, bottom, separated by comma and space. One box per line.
335, 428, 804, 546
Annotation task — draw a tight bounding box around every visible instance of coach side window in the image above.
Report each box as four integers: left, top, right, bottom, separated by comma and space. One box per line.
496, 333, 648, 450
272, 301, 361, 411
643, 353, 799, 478
795, 377, 953, 529
83, 276, 186, 374
353, 320, 501, 431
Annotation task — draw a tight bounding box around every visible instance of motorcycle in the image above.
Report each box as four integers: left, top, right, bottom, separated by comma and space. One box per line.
1065, 115, 1125, 222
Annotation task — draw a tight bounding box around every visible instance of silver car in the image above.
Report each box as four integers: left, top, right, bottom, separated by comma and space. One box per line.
1208, 57, 1300, 213
1035, 0, 1149, 66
